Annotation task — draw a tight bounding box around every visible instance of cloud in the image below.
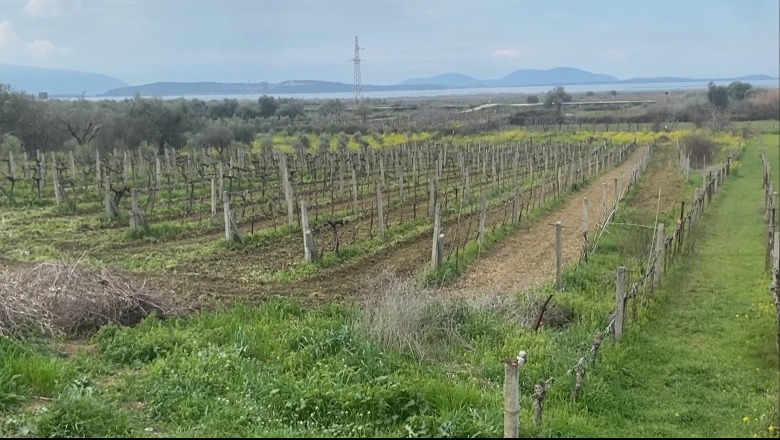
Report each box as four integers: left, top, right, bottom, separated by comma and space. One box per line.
493, 48, 518, 59
25, 38, 71, 57
23, 0, 62, 18
0, 21, 20, 48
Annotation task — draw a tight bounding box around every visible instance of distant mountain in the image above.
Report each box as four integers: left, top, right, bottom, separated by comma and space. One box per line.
400, 72, 482, 87
398, 68, 776, 90
488, 67, 618, 86
398, 67, 618, 88
102, 80, 448, 97
98, 68, 777, 98
0, 63, 127, 96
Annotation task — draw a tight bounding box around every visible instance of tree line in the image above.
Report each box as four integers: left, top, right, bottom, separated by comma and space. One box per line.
0, 85, 380, 156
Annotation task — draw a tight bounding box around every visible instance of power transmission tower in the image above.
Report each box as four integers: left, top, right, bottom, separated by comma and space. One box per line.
350, 36, 364, 104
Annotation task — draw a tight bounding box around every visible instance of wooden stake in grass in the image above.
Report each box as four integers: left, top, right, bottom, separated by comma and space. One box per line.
279, 154, 295, 226
613, 177, 619, 209
431, 202, 443, 269
95, 150, 101, 192
300, 199, 317, 262
614, 266, 627, 341
653, 223, 665, 289
503, 351, 527, 439
210, 178, 217, 220
52, 160, 61, 205
555, 221, 563, 291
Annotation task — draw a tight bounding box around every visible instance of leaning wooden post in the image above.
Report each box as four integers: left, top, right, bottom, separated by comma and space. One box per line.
555, 221, 563, 291
653, 223, 665, 289
52, 160, 61, 205
223, 191, 233, 243
279, 154, 295, 226
503, 351, 527, 439
431, 202, 442, 269
614, 266, 627, 341
300, 199, 317, 262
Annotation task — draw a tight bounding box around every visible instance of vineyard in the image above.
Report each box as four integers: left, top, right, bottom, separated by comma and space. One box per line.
0, 124, 776, 438
0, 129, 700, 300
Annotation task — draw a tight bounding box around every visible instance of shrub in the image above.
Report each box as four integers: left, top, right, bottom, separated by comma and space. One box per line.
681, 134, 719, 166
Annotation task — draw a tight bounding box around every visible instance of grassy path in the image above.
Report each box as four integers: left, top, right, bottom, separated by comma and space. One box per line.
581, 138, 779, 437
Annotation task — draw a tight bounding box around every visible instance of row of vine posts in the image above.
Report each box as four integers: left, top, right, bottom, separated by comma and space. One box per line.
502, 144, 742, 437
760, 138, 779, 419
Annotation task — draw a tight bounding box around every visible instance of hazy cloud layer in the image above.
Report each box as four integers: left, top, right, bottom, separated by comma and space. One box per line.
0, 0, 777, 85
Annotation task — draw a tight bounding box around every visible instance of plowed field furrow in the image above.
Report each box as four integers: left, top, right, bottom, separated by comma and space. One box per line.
440, 147, 649, 297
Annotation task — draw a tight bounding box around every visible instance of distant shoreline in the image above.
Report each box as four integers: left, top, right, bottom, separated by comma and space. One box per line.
63, 78, 780, 101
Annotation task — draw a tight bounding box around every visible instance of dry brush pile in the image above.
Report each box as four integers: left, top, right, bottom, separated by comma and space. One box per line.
0, 261, 183, 339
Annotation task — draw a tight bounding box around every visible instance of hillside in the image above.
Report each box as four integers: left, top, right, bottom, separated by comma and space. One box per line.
488, 67, 617, 86
400, 72, 482, 87
0, 63, 127, 96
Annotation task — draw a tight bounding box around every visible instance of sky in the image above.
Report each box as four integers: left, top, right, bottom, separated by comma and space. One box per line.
0, 0, 778, 86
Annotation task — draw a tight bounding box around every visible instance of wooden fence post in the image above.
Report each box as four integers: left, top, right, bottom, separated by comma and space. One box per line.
210, 178, 217, 219
95, 151, 101, 192
556, 221, 563, 291
503, 351, 527, 438
104, 175, 113, 219
613, 177, 619, 209
301, 199, 317, 262
52, 160, 60, 205
478, 194, 487, 248
614, 267, 627, 341
431, 202, 443, 269
653, 223, 665, 289
223, 191, 232, 242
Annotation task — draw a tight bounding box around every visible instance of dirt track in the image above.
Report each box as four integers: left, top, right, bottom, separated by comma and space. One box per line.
440, 146, 650, 297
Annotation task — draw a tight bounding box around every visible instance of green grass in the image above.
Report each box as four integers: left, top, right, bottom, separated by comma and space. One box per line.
0, 135, 776, 438
573, 135, 777, 437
